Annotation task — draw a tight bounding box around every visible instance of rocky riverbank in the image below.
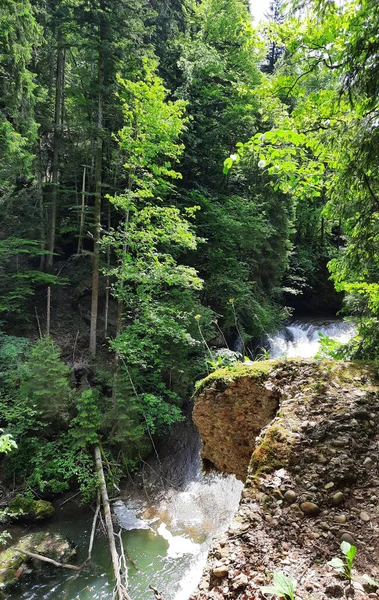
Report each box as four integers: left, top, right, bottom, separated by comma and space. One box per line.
191, 359, 379, 599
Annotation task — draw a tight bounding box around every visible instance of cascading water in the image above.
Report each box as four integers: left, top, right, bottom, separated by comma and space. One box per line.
7, 318, 356, 600
268, 319, 356, 359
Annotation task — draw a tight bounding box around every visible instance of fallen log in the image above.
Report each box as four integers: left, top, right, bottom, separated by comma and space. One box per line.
14, 548, 80, 571
94, 444, 131, 600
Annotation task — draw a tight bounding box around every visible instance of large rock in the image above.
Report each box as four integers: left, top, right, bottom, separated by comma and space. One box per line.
193, 362, 280, 480
191, 359, 379, 600
8, 495, 54, 522
0, 531, 76, 589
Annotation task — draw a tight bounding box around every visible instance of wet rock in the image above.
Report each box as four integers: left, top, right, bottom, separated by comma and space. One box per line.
300, 502, 320, 516
364, 457, 375, 468
0, 532, 76, 589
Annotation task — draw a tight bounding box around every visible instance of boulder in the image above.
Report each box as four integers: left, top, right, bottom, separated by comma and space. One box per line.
0, 531, 76, 589
8, 495, 54, 522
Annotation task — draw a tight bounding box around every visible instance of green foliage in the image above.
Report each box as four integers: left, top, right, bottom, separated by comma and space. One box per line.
0, 430, 17, 454
260, 571, 297, 600
17, 337, 71, 422
71, 389, 101, 448
328, 541, 357, 582
315, 333, 346, 360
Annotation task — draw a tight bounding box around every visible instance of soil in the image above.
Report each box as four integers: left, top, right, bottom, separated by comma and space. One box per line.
190, 359, 379, 600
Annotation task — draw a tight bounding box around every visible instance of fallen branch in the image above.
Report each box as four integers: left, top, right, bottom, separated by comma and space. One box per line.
14, 548, 80, 571
94, 444, 131, 600
59, 491, 81, 507
87, 490, 101, 562
149, 584, 167, 600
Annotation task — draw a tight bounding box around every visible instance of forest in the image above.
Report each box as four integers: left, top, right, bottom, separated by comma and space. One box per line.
0, 0, 379, 597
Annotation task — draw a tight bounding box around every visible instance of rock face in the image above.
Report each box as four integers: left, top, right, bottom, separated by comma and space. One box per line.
193, 363, 280, 480
191, 359, 379, 600
0, 531, 76, 589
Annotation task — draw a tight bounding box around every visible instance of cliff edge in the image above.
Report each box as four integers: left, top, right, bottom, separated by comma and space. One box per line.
192, 359, 379, 599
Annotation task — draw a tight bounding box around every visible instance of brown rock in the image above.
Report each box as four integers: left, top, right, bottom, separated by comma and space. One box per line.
283, 490, 297, 504
339, 531, 357, 546
300, 502, 320, 516
213, 565, 229, 578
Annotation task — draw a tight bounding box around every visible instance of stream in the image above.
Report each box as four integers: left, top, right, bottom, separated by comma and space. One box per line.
5, 318, 355, 600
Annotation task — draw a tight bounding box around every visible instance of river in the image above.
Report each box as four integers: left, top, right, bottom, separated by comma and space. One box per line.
5, 318, 355, 600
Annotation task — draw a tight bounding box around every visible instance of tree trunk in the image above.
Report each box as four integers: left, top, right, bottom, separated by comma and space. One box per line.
77, 165, 87, 254
89, 15, 105, 356
94, 445, 130, 600
47, 27, 65, 270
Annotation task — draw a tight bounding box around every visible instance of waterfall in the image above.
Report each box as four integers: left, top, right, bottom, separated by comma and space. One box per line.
268, 319, 356, 359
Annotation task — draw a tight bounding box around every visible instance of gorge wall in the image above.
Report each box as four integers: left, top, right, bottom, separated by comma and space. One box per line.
191, 359, 379, 600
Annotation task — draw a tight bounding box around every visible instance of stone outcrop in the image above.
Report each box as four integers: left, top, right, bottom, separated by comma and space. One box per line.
193, 362, 280, 480
191, 359, 379, 600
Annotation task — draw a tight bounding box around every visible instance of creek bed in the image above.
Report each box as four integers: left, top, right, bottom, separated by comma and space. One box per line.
3, 473, 243, 600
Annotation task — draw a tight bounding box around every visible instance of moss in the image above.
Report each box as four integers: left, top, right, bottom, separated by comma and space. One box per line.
0, 532, 75, 589
8, 495, 54, 522
32, 500, 54, 520
195, 360, 276, 395
250, 424, 293, 475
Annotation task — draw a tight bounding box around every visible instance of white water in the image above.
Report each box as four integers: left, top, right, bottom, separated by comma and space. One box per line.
268, 319, 356, 359
118, 472, 244, 600
10, 319, 355, 600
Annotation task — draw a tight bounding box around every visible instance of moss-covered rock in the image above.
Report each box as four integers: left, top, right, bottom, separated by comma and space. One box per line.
0, 531, 76, 589
8, 495, 54, 522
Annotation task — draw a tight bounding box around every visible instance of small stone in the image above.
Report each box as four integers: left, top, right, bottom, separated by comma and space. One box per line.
213, 565, 229, 578
320, 521, 329, 531
300, 502, 320, 516
364, 457, 375, 468
284, 490, 297, 504
339, 531, 356, 546
232, 573, 248, 589
359, 511, 370, 522
325, 482, 335, 490
331, 492, 344, 506
334, 515, 347, 524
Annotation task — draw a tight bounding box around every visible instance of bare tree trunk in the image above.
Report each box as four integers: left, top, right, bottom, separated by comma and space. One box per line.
89, 18, 105, 356
77, 166, 87, 254
37, 141, 46, 271
94, 445, 130, 600
104, 198, 111, 338
46, 287, 51, 336
47, 27, 65, 270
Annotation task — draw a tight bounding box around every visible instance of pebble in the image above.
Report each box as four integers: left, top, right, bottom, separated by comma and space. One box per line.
213, 565, 229, 578
331, 492, 344, 506
232, 574, 248, 589
339, 531, 356, 546
364, 457, 375, 468
334, 515, 347, 524
359, 511, 370, 522
325, 482, 335, 490
300, 502, 320, 516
